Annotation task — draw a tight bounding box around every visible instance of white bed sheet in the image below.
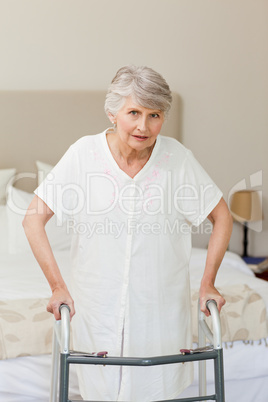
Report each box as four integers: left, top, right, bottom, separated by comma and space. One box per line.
0, 248, 268, 402
189, 248, 268, 313
0, 250, 71, 300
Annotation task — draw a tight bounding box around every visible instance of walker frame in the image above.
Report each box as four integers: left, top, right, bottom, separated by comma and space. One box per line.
50, 300, 225, 402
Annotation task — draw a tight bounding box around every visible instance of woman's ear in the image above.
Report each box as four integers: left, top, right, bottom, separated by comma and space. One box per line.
108, 112, 116, 125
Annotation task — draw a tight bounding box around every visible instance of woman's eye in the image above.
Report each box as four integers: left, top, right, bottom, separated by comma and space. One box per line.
151, 113, 159, 118
130, 111, 138, 116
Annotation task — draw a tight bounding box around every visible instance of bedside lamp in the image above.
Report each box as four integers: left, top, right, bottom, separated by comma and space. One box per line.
230, 190, 263, 257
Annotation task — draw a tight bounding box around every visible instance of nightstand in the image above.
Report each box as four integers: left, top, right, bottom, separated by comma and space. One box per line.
255, 271, 268, 281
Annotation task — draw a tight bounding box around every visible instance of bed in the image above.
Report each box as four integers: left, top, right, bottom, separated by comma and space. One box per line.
0, 91, 268, 402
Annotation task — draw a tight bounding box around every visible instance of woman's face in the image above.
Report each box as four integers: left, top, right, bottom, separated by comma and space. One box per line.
109, 97, 165, 152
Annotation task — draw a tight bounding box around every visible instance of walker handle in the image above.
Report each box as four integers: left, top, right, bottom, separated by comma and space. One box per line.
200, 299, 222, 350
59, 303, 71, 314
59, 304, 71, 354
206, 299, 217, 312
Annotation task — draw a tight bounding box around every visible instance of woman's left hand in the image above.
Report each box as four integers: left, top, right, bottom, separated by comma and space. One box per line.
199, 283, 225, 317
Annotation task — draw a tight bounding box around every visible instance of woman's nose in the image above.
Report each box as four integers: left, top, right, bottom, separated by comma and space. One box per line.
137, 116, 148, 132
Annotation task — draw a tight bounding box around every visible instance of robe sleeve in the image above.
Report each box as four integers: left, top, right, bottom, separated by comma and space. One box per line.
176, 150, 223, 227
34, 144, 80, 224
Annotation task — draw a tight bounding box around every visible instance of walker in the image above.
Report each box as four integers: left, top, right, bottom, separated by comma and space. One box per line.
50, 299, 225, 402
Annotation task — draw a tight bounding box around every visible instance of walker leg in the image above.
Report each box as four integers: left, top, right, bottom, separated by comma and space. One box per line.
214, 349, 225, 402
50, 321, 60, 402
198, 307, 207, 397
199, 359, 207, 397
59, 353, 70, 402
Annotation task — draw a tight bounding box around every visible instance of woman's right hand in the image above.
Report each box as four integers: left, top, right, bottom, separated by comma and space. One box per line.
47, 287, 76, 321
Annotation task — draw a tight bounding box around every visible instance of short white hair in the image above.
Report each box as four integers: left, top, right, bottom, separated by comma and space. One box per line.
104, 65, 172, 118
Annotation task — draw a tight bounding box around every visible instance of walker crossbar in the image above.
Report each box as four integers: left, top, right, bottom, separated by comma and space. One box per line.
71, 397, 217, 402
50, 300, 225, 402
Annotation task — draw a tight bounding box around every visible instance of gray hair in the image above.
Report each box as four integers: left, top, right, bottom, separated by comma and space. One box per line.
104, 65, 172, 118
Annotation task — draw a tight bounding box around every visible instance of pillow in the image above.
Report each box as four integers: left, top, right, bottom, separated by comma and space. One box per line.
0, 168, 16, 204
6, 186, 72, 254
36, 161, 53, 185
0, 205, 9, 253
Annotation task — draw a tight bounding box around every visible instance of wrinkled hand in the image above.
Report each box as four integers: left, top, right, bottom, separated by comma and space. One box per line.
199, 284, 225, 317
47, 287, 75, 321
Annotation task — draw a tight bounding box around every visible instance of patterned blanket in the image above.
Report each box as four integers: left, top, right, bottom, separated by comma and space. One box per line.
191, 284, 268, 343
0, 298, 53, 359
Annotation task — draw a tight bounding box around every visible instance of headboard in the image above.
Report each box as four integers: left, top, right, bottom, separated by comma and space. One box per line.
0, 91, 182, 192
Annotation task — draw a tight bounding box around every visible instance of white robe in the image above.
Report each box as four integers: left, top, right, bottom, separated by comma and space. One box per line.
35, 130, 222, 401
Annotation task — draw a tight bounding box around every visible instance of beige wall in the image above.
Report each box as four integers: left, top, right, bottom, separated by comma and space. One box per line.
0, 0, 267, 256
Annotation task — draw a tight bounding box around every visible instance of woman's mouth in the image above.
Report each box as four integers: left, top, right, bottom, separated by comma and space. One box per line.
132, 135, 148, 141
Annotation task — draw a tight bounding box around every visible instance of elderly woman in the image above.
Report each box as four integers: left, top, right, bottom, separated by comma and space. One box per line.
23, 65, 232, 401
